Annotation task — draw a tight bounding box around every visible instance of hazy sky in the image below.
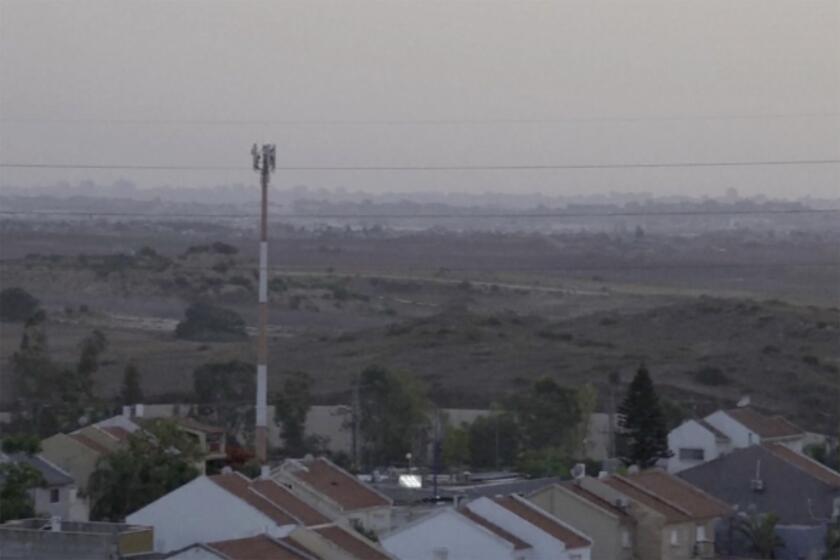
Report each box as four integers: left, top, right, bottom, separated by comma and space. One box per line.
1, 0, 838, 198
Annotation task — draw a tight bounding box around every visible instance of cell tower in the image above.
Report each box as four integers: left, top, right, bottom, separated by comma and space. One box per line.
252, 143, 275, 464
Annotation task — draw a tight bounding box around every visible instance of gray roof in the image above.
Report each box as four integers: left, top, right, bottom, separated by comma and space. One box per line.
678, 445, 840, 526
0, 453, 76, 487
374, 477, 561, 504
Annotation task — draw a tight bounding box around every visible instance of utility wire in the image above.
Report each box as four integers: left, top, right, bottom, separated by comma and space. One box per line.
1, 159, 839, 172
2, 112, 838, 126
0, 208, 837, 219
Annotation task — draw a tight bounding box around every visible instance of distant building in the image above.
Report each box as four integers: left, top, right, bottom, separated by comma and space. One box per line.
0, 451, 88, 521
667, 406, 805, 473
679, 443, 840, 560
272, 456, 393, 534
0, 518, 153, 560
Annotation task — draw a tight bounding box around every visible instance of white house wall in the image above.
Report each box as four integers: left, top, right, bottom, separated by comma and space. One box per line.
667, 421, 722, 473
382, 509, 516, 560
166, 546, 225, 560
126, 476, 290, 553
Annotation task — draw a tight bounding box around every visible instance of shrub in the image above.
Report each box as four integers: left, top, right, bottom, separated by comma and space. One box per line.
692, 367, 731, 386
174, 302, 247, 341
0, 287, 40, 322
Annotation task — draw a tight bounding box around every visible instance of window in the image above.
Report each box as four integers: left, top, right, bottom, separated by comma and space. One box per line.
679, 448, 705, 461
432, 547, 449, 560
696, 524, 707, 542
50, 488, 60, 503
670, 529, 679, 546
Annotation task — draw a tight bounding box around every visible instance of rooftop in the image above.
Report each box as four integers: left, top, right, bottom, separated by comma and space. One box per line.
763, 443, 840, 488
696, 419, 730, 441
458, 507, 532, 550
491, 495, 591, 550
250, 478, 332, 526
558, 481, 632, 519
313, 524, 392, 560
285, 457, 391, 511
209, 473, 296, 527
0, 452, 75, 487
723, 408, 804, 439
207, 535, 315, 560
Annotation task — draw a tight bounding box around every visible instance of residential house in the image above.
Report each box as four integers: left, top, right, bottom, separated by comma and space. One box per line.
272, 456, 393, 534
126, 470, 333, 553
529, 481, 635, 560
668, 406, 805, 473
382, 507, 533, 560
580, 470, 731, 560
0, 451, 88, 521
465, 495, 592, 560
40, 428, 117, 496
679, 443, 840, 560
288, 524, 395, 560
667, 419, 733, 473
0, 518, 153, 560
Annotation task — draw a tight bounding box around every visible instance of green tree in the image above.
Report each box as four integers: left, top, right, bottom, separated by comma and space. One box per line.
825, 522, 840, 560
442, 424, 470, 468
88, 419, 200, 521
574, 383, 598, 457
618, 365, 672, 468
468, 412, 519, 469
0, 463, 44, 522
121, 363, 144, 405
175, 302, 246, 341
358, 366, 429, 467
736, 512, 785, 559
508, 377, 582, 454
0, 287, 40, 322
1, 434, 41, 455
73, 329, 107, 398
515, 447, 572, 478
192, 360, 255, 440
275, 371, 313, 456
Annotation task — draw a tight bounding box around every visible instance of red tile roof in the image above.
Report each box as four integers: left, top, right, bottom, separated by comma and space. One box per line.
458, 508, 532, 550
209, 474, 296, 526
251, 478, 332, 526
172, 416, 225, 434
313, 525, 391, 560
724, 408, 804, 439
764, 443, 840, 488
287, 458, 391, 511
208, 535, 314, 560
101, 426, 132, 442
560, 482, 632, 519
604, 471, 731, 523
69, 433, 111, 455
491, 496, 591, 550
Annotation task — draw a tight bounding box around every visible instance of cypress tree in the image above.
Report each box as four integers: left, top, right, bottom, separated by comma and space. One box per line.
121, 363, 144, 405
618, 364, 672, 468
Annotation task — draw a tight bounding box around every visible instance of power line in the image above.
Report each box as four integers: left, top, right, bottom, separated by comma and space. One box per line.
0, 208, 838, 219
2, 112, 838, 126
1, 260, 837, 273
1, 158, 839, 172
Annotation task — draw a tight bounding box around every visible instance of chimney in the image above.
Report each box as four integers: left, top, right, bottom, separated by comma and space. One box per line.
571, 463, 586, 480
121, 406, 131, 418
222, 466, 233, 475
628, 465, 640, 475
50, 516, 61, 532
737, 395, 751, 408
134, 404, 145, 418
598, 471, 609, 480
260, 465, 271, 480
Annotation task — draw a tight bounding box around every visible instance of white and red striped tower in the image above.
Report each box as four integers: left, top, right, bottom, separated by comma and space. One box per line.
252, 143, 275, 464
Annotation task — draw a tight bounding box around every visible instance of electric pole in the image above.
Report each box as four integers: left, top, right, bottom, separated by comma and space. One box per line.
252, 143, 275, 464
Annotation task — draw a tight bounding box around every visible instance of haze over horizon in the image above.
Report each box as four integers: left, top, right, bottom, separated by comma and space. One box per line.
2, 0, 839, 198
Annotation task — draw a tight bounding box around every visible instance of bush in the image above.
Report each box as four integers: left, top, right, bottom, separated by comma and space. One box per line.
692, 367, 731, 386
0, 287, 40, 322
175, 302, 247, 341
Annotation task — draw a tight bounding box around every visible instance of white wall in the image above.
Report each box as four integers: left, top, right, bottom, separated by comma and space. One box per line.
382, 509, 515, 560
126, 476, 291, 553
466, 497, 590, 560
667, 420, 723, 473
704, 411, 758, 448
